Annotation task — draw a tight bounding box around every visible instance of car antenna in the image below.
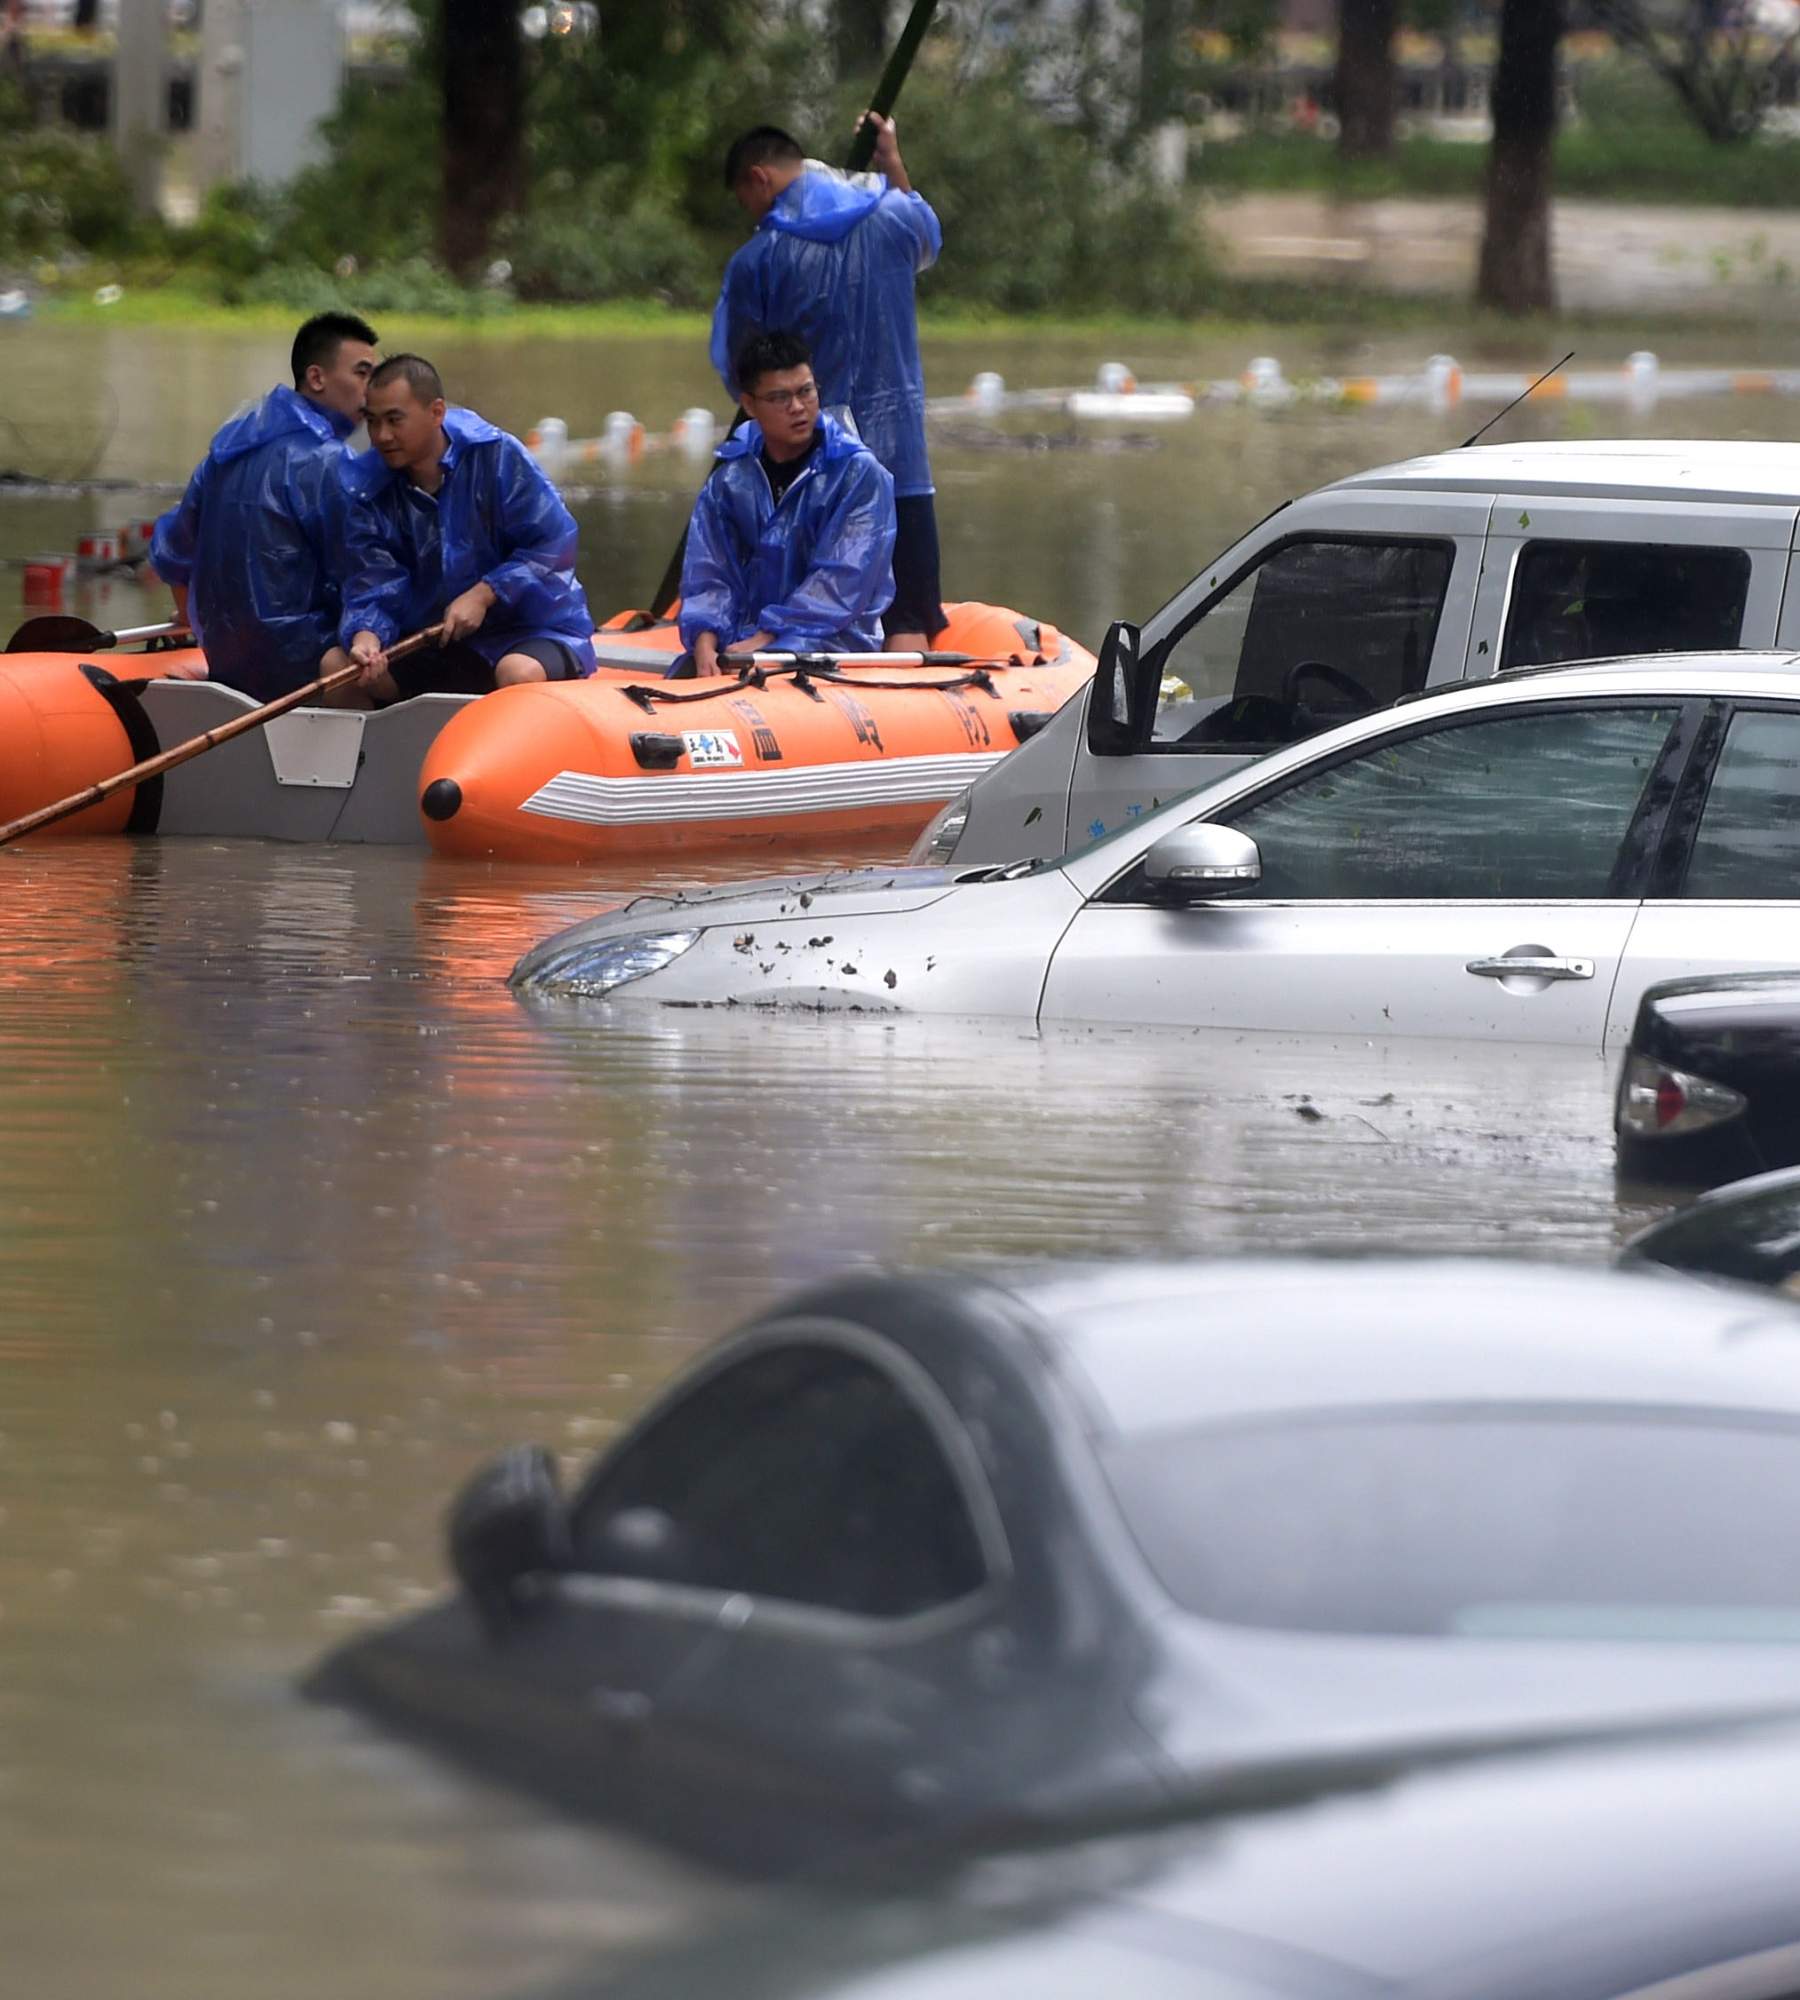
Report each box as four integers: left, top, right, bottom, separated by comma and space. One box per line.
1458, 351, 1574, 449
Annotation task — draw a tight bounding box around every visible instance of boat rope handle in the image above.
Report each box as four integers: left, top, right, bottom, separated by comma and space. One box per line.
619, 660, 1026, 711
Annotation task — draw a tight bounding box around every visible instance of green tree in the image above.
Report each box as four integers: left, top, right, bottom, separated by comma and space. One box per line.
1587, 0, 1800, 143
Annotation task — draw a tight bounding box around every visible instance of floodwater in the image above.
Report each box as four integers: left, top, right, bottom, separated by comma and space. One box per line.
0, 317, 1794, 1998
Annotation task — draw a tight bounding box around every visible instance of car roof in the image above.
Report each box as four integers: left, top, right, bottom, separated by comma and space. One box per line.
993, 1258, 1800, 1438
1041, 1717, 1800, 1995
1333, 437, 1800, 507
1643, 968, 1800, 1014
553, 1717, 1800, 2000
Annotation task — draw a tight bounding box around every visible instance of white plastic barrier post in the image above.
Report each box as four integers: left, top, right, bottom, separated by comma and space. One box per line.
1425, 354, 1462, 414
531, 416, 568, 476
1626, 350, 1660, 414
672, 408, 717, 458
600, 411, 644, 466
1243, 355, 1288, 407
970, 370, 1005, 414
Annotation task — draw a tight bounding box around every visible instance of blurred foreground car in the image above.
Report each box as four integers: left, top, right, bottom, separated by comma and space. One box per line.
570, 1715, 1800, 2000
1626, 1164, 1800, 1294
315, 1258, 1800, 1873
514, 654, 1800, 1046
1617, 972, 1800, 1186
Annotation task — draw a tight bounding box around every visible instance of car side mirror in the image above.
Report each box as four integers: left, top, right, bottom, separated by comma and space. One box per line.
1143, 823, 1262, 903
447, 1444, 570, 1641
1086, 620, 1146, 756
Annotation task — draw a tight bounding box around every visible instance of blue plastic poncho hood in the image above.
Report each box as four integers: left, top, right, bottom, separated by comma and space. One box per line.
764, 165, 884, 242
711, 165, 942, 498
149, 385, 355, 701
337, 406, 595, 672
678, 411, 895, 656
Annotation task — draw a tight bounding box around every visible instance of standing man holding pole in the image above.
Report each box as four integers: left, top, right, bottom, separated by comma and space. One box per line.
711, 113, 943, 656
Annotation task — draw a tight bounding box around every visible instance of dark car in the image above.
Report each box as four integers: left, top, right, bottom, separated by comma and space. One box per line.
564, 1715, 1800, 2000
312, 1259, 1800, 1874
1616, 971, 1800, 1187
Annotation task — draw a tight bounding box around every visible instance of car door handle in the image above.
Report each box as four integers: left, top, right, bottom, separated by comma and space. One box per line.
1465, 955, 1594, 981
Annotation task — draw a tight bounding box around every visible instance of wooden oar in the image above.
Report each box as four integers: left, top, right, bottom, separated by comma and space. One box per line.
647, 0, 942, 618
6, 614, 192, 654
0, 623, 445, 848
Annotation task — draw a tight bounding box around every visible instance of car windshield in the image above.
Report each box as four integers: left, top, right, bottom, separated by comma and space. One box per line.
1106, 1407, 1800, 1642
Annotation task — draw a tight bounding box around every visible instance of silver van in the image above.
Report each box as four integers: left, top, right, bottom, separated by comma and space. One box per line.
917, 439, 1800, 866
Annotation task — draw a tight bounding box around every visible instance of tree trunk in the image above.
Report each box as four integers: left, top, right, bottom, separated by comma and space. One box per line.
439, 0, 525, 278
1475, 0, 1562, 314
1138, 0, 1177, 131
1335, 0, 1397, 160
834, 0, 889, 83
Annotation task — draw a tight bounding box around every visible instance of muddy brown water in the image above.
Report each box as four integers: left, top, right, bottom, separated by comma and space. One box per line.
0, 319, 1792, 1997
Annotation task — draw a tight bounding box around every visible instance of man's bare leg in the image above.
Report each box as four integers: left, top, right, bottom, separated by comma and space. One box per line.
319, 646, 378, 708
885, 630, 929, 655
494, 652, 550, 687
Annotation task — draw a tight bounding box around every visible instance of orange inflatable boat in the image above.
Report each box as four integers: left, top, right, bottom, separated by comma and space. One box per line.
0, 603, 1093, 851
416, 602, 1095, 862
0, 636, 203, 839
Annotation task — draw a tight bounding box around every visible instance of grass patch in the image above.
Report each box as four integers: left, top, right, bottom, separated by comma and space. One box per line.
1197, 126, 1800, 209
31, 273, 1780, 351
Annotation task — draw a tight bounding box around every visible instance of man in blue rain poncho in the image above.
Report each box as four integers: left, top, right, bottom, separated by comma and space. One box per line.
712, 116, 941, 653
150, 311, 378, 700
331, 354, 596, 706
679, 330, 895, 677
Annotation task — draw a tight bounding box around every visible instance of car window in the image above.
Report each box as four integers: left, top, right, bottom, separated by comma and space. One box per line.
1150, 538, 1453, 750
1218, 704, 1680, 899
570, 1342, 989, 1619
1106, 1407, 1800, 1640
1502, 540, 1750, 670
1682, 708, 1800, 900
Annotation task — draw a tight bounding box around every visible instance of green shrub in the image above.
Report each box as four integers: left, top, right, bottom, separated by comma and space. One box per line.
0, 125, 141, 259
233, 254, 501, 317
275, 75, 442, 270
498, 171, 717, 306
899, 69, 1217, 315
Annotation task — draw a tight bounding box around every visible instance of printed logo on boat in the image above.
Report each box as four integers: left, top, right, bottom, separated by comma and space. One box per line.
939, 688, 993, 748
829, 690, 885, 755
728, 697, 783, 763
681, 729, 744, 768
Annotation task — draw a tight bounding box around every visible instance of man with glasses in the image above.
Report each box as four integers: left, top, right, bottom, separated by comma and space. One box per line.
678, 330, 896, 678
713, 116, 941, 654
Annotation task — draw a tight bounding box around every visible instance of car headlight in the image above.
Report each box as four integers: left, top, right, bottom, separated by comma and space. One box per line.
908, 788, 972, 866
510, 927, 702, 997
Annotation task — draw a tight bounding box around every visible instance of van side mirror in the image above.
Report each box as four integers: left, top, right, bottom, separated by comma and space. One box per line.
447, 1444, 570, 1641
1086, 620, 1146, 756
1143, 823, 1262, 903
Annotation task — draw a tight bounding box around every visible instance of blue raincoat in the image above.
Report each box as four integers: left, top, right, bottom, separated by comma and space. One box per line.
678, 413, 895, 655
337, 407, 596, 672
711, 165, 941, 498
150, 385, 354, 700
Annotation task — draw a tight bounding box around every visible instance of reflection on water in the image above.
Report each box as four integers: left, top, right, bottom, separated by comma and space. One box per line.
0, 318, 1780, 1998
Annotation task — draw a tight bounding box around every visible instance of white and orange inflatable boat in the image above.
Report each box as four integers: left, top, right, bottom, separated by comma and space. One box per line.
417, 602, 1093, 861
0, 603, 1093, 854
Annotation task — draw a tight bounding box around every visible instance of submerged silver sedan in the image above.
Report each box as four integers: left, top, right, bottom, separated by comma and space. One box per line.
512, 654, 1800, 1046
